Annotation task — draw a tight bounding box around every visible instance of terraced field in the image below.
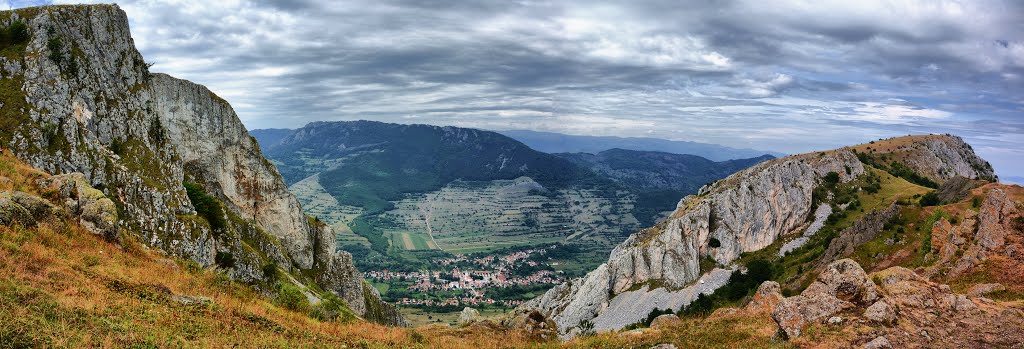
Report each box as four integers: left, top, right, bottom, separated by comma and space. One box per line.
381, 177, 640, 254
288, 174, 369, 246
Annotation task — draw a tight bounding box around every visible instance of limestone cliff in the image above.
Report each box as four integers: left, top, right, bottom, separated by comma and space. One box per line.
0, 5, 402, 325
519, 135, 990, 338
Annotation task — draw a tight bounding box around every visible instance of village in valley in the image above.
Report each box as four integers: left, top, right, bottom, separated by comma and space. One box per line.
363, 247, 567, 309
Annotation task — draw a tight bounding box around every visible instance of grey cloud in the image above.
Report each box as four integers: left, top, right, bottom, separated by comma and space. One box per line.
39, 0, 1024, 177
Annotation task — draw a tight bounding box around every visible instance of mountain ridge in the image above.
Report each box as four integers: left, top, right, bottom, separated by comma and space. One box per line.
498, 129, 786, 161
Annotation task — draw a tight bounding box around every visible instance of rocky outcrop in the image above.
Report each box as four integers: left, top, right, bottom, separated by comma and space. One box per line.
38, 173, 119, 240
811, 203, 900, 271
150, 74, 317, 269
773, 260, 1024, 347
0, 5, 402, 325
772, 259, 879, 338
857, 135, 996, 183
928, 187, 1021, 278
518, 134, 997, 339
744, 281, 784, 313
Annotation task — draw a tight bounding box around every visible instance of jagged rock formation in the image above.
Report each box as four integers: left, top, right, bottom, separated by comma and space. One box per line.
518, 135, 993, 338
770, 260, 1024, 348
0, 5, 402, 325
928, 186, 1022, 278
772, 259, 879, 338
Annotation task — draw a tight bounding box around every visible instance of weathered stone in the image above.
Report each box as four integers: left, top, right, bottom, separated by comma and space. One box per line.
863, 300, 896, 324
966, 283, 1005, 297
863, 336, 892, 349
504, 310, 558, 341
773, 292, 851, 338
807, 259, 878, 305
0, 192, 35, 226
650, 344, 678, 349
745, 281, 783, 313
649, 314, 680, 329
459, 307, 481, 326
772, 259, 877, 338
827, 316, 842, 324
6, 191, 57, 220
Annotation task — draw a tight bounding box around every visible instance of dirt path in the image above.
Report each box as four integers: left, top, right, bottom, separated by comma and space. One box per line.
418, 194, 442, 250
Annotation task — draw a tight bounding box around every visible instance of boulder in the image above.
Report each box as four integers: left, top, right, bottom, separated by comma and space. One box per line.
745, 281, 783, 313
38, 173, 119, 240
772, 259, 878, 338
773, 292, 850, 338
506, 310, 558, 341
0, 192, 35, 226
807, 258, 879, 306
459, 307, 481, 326
863, 336, 892, 349
863, 300, 896, 324
649, 314, 681, 329
966, 283, 1005, 297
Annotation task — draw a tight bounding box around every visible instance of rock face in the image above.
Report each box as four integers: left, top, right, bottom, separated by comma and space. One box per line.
772, 259, 878, 338
811, 203, 900, 271
0, 5, 402, 325
519, 149, 865, 337
928, 187, 1021, 278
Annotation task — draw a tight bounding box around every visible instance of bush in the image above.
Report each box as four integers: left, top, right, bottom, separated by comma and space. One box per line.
183, 181, 226, 232
262, 263, 279, 282
275, 282, 310, 313
823, 171, 840, 186
215, 251, 235, 269
919, 191, 940, 207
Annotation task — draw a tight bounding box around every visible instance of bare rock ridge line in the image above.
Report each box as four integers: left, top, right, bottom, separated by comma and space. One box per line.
0, 5, 404, 325
516, 134, 995, 338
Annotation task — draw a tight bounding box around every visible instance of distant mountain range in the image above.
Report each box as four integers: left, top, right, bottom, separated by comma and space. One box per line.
497, 130, 785, 161
557, 149, 773, 224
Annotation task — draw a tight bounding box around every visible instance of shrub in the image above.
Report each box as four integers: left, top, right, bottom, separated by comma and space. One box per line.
183, 181, 226, 232
577, 319, 596, 336
275, 282, 310, 313
262, 262, 279, 282
823, 171, 840, 186
919, 191, 940, 207
215, 251, 235, 269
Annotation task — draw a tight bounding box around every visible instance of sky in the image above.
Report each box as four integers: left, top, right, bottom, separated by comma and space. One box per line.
6, 0, 1024, 180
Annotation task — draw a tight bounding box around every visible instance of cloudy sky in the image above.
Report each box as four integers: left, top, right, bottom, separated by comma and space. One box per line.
7, 0, 1024, 179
